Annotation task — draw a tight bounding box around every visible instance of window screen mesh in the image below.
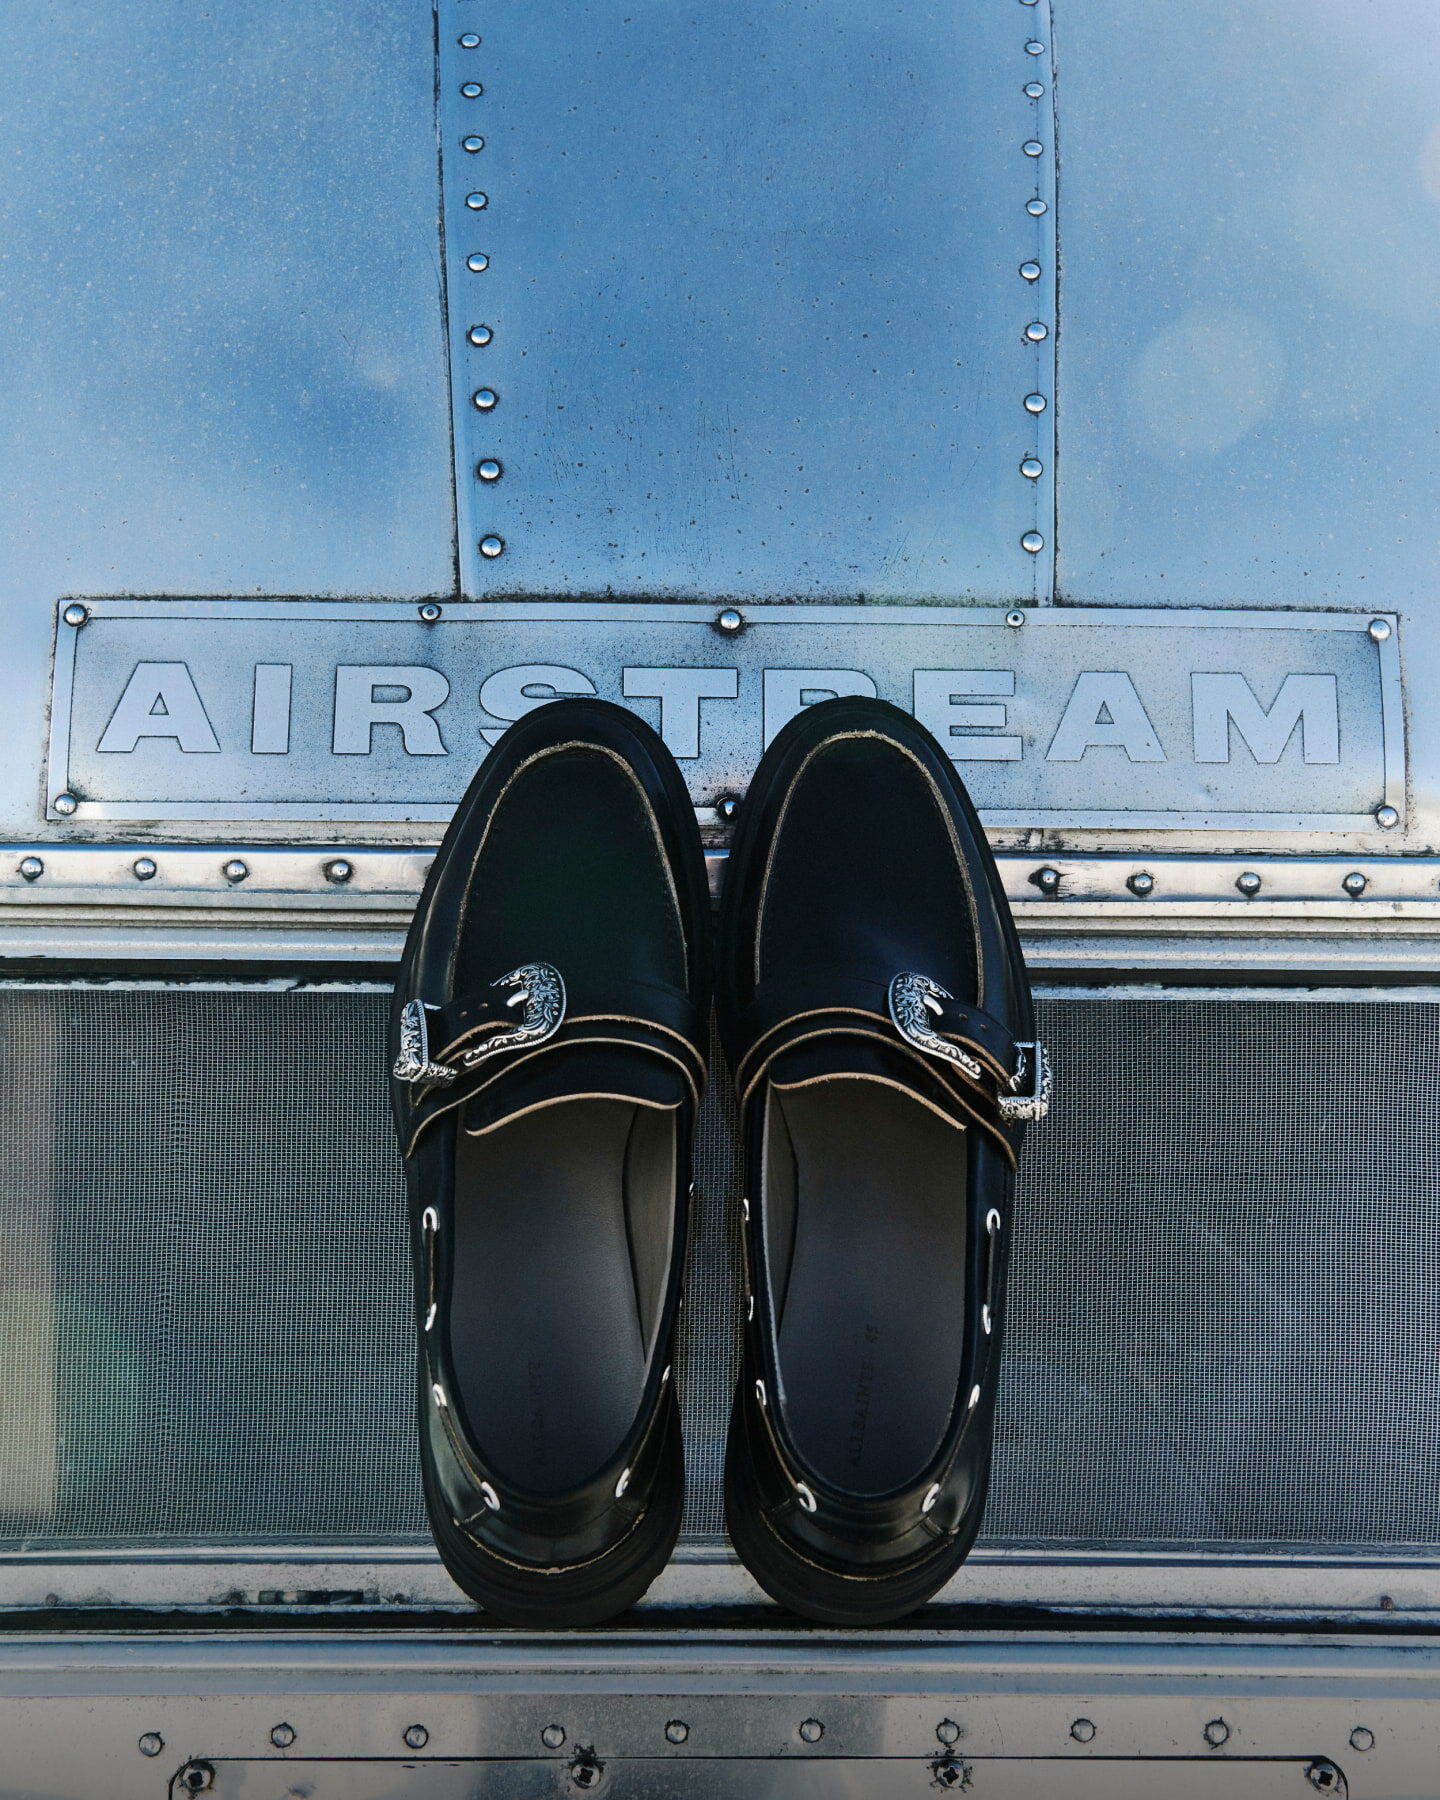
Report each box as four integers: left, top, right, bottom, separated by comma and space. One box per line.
0, 987, 1436, 1553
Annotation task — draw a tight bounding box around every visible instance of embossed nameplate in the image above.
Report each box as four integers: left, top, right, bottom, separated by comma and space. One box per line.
47, 601, 1401, 830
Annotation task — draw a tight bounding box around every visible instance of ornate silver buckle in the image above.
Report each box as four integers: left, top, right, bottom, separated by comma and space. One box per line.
999, 1041, 1051, 1122
393, 962, 567, 1087
394, 1000, 456, 1087
887, 972, 983, 1081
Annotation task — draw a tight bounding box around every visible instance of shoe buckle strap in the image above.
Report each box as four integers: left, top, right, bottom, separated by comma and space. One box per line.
394, 962, 567, 1088
888, 971, 1051, 1122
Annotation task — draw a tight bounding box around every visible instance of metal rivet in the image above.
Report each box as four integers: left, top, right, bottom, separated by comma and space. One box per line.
1349, 1727, 1375, 1752
936, 1721, 961, 1746
52, 793, 78, 816
138, 1734, 164, 1758
460, 81, 483, 97
465, 192, 488, 210
1024, 81, 1046, 97
1236, 870, 1262, 897
1026, 197, 1048, 216
1025, 39, 1046, 53
222, 858, 248, 884
1020, 458, 1043, 479
1071, 1719, 1097, 1744
466, 252, 490, 272
1006, 609, 1026, 628
1380, 1593, 1396, 1610
467, 324, 493, 346
324, 859, 353, 885
1343, 870, 1367, 896
1127, 871, 1155, 898
270, 1724, 295, 1749
1023, 140, 1045, 157
1368, 617, 1392, 642
1375, 804, 1399, 829
480, 535, 505, 558
569, 1756, 603, 1791
1203, 1719, 1230, 1748
1019, 260, 1042, 282
799, 1720, 824, 1744
1307, 1762, 1343, 1794
419, 603, 443, 622
716, 794, 739, 820
472, 387, 498, 410
1032, 865, 1060, 893
62, 602, 89, 627
542, 1726, 566, 1749
716, 607, 744, 633
458, 32, 481, 47
1025, 320, 1049, 341
665, 1720, 689, 1744
921, 1483, 941, 1514
133, 856, 157, 881
19, 856, 44, 880
179, 1766, 214, 1795
404, 1725, 429, 1750
1021, 531, 1045, 553
461, 136, 485, 154
1024, 392, 1047, 413
477, 460, 503, 482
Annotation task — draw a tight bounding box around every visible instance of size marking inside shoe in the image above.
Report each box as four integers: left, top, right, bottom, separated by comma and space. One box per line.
47, 601, 1402, 833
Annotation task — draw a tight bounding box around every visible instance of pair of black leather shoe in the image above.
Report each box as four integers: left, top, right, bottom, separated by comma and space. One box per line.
388, 695, 1047, 1627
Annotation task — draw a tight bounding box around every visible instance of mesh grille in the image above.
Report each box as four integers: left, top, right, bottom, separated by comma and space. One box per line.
0, 987, 1436, 1553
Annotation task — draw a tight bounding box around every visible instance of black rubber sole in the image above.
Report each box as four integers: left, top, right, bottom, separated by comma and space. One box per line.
420, 1386, 686, 1629
723, 1384, 987, 1626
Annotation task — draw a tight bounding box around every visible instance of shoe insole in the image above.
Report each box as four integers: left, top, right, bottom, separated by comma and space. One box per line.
770, 1082, 967, 1496
449, 1100, 655, 1494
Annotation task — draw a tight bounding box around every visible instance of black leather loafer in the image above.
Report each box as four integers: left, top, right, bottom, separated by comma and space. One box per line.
716, 696, 1047, 1625
389, 698, 709, 1627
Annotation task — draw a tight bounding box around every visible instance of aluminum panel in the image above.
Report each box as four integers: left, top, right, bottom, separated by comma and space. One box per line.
440, 0, 1055, 601
0, 0, 455, 839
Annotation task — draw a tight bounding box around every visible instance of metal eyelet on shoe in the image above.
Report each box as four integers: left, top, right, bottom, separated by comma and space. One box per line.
480, 1481, 501, 1512
794, 1482, 818, 1513
967, 1385, 981, 1412
422, 1207, 440, 1332
921, 1483, 941, 1514
614, 1467, 632, 1498
755, 1379, 768, 1408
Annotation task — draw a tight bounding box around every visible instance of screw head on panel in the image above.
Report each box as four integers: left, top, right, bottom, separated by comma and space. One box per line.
1343, 871, 1367, 896
137, 1734, 164, 1758
799, 1719, 824, 1744
1021, 531, 1045, 553
18, 856, 43, 881
1203, 1719, 1231, 1748
62, 602, 89, 627
404, 1724, 430, 1750
1367, 617, 1392, 642
1006, 609, 1027, 628
133, 856, 158, 881
665, 1721, 689, 1744
1306, 1762, 1343, 1793
52, 794, 78, 816
1236, 870, 1262, 897
569, 1756, 603, 1791
1374, 804, 1399, 829
1070, 1719, 1097, 1744
178, 1765, 215, 1795
270, 1724, 296, 1749
541, 1726, 566, 1749
716, 795, 739, 821
477, 460, 502, 482
418, 603, 443, 622
223, 858, 249, 884
324, 859, 353, 885
1126, 871, 1155, 897
480, 535, 505, 558
715, 608, 745, 634
1032, 865, 1061, 894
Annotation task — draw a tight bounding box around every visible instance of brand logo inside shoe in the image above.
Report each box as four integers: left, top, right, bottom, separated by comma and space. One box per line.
847, 1324, 880, 1467
888, 973, 983, 1080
